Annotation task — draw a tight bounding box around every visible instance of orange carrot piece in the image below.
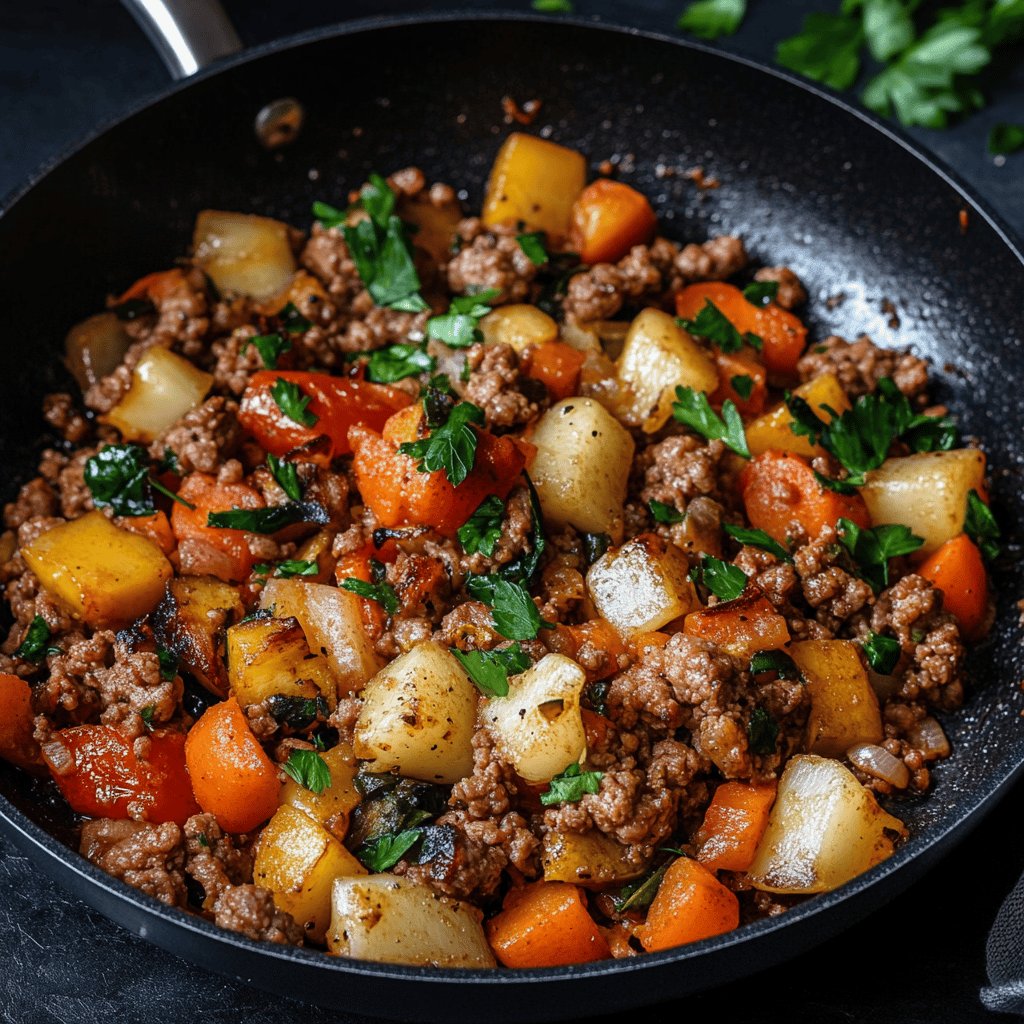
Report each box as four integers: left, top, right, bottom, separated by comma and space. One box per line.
555, 618, 628, 682
711, 350, 767, 417
184, 697, 280, 833
334, 541, 398, 640
633, 857, 740, 952
684, 588, 791, 660
0, 673, 40, 770
675, 281, 807, 377
740, 450, 871, 543
626, 631, 672, 657
695, 781, 777, 872
569, 179, 658, 265
523, 341, 586, 401
487, 881, 612, 968
918, 533, 989, 641
117, 510, 176, 555
116, 268, 187, 304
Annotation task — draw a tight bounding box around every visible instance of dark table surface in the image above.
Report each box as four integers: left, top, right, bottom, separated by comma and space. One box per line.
1, 3, 1022, 1023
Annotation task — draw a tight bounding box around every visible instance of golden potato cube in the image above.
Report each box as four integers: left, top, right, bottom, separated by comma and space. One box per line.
482, 133, 587, 241
789, 640, 883, 758
22, 511, 172, 629
479, 305, 558, 353
280, 743, 361, 841
542, 830, 644, 888
746, 372, 851, 458
193, 210, 296, 300
254, 805, 366, 943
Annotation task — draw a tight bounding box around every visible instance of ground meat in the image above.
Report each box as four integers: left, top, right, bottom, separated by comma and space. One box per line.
460, 342, 541, 431
42, 392, 91, 444
870, 573, 940, 647
339, 300, 430, 354
212, 884, 304, 945
446, 230, 537, 304
793, 525, 874, 631
796, 334, 929, 402
151, 396, 242, 475
327, 696, 362, 747
211, 329, 266, 395
4, 478, 57, 530
638, 435, 726, 510
435, 600, 503, 651
300, 224, 364, 303
753, 266, 807, 310
733, 545, 799, 610
182, 813, 253, 906
53, 448, 96, 520
673, 235, 748, 285
80, 818, 186, 907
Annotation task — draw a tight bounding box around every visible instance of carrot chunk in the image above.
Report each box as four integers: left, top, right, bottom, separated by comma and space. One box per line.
570, 179, 658, 265
918, 533, 989, 640
695, 782, 777, 872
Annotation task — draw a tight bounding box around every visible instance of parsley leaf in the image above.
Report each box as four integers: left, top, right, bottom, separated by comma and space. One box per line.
206, 502, 329, 533
677, 299, 761, 354
731, 374, 754, 400
723, 523, 793, 562
965, 489, 1000, 560
742, 280, 779, 307
279, 302, 312, 335
749, 650, 800, 679
341, 575, 399, 616
989, 123, 1024, 155
272, 559, 318, 579
357, 828, 423, 872
747, 707, 779, 755
266, 454, 303, 502
271, 378, 318, 428
245, 332, 291, 369
776, 10, 865, 90
398, 401, 485, 487
692, 554, 748, 602
838, 517, 924, 592
612, 860, 672, 913
516, 232, 549, 266
649, 499, 685, 524
863, 631, 901, 674
677, 0, 747, 39
139, 704, 155, 728
16, 615, 60, 662
465, 575, 554, 640
312, 199, 347, 229
458, 495, 505, 557
366, 343, 435, 384
156, 646, 178, 681
282, 748, 332, 794
540, 762, 604, 806
672, 386, 750, 459
427, 289, 501, 348
452, 643, 531, 698
496, 475, 547, 585
85, 444, 195, 516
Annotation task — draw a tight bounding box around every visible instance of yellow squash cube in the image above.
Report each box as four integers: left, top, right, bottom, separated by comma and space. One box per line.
746, 372, 850, 458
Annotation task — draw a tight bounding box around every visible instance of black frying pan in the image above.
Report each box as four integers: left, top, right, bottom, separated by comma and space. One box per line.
1, 12, 1022, 1022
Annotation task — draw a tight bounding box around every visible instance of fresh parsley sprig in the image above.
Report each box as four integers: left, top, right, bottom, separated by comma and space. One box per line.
863, 631, 901, 674
691, 554, 748, 602
672, 386, 750, 459
366, 343, 436, 384
84, 444, 195, 517
649, 499, 685, 524
427, 289, 501, 348
677, 299, 762, 354
742, 280, 780, 307
539, 762, 604, 806
16, 615, 60, 662
731, 374, 755, 400
749, 650, 801, 679
838, 517, 924, 592
965, 489, 1000, 561
516, 232, 549, 265
341, 570, 399, 616
206, 502, 329, 534
458, 495, 505, 557
452, 643, 531, 698
357, 828, 423, 872
267, 454, 303, 502
723, 523, 793, 562
399, 401, 485, 487
271, 378, 318, 428
255, 559, 318, 579
245, 332, 291, 370
677, 0, 747, 39
282, 748, 332, 794
465, 575, 554, 640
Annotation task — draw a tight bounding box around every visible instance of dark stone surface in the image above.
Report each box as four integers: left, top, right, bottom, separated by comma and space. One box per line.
1, 3, 1022, 1022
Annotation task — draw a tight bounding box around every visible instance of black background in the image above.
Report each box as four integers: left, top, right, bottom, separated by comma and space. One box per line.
1, 3, 1022, 1022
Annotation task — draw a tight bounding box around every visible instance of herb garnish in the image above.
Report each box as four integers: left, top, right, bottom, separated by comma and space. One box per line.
341, 572, 400, 616
677, 299, 762, 353
496, 476, 546, 585
426, 289, 501, 348
742, 280, 779, 307
15, 615, 60, 662
245, 332, 291, 369
691, 555, 748, 602
366, 343, 436, 384
990, 123, 1024, 156
649, 499, 685, 524
358, 828, 423, 872
266, 454, 303, 502
677, 0, 747, 38
139, 704, 156, 728
465, 575, 554, 640
267, 694, 329, 730
730, 374, 754, 400
270, 377, 318, 428
516, 232, 549, 266
84, 444, 195, 516
749, 650, 801, 679
965, 489, 1000, 561
311, 199, 347, 229
282, 748, 332, 794
723, 523, 793, 562
672, 387, 750, 458
863, 631, 901, 675
837, 517, 924, 592
457, 495, 505, 557
747, 707, 779, 755
398, 401, 485, 487
540, 763, 603, 806
259, 559, 318, 579
206, 502, 328, 534
612, 860, 672, 912
452, 643, 531, 698
279, 302, 312, 335
156, 646, 178, 681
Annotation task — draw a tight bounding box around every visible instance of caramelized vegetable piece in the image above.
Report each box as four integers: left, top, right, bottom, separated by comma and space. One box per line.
711, 350, 768, 417
482, 133, 587, 241
43, 726, 199, 825
117, 510, 176, 555
479, 304, 558, 353
0, 674, 41, 770
184, 697, 280, 833
238, 370, 412, 465
633, 857, 740, 952
541, 830, 643, 888
280, 743, 361, 840
550, 618, 629, 683
486, 881, 612, 967
695, 782, 777, 872
746, 372, 851, 458
740, 451, 871, 544
684, 589, 791, 660
569, 179, 658, 265
193, 210, 296, 300
522, 341, 586, 401
789, 640, 883, 757
675, 281, 808, 376
64, 312, 130, 391
918, 533, 989, 640
22, 511, 173, 629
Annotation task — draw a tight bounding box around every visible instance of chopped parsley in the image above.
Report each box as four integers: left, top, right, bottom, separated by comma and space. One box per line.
282, 748, 332, 794
516, 232, 549, 266
426, 289, 501, 348
156, 646, 178, 681
649, 499, 685, 524
366, 343, 435, 384
357, 828, 423, 872
989, 123, 1024, 156
965, 489, 1000, 561
311, 199, 347, 229
612, 860, 672, 912
863, 631, 901, 675
540, 762, 603, 806
452, 643, 531, 698
465, 575, 554, 641
398, 401, 485, 487
16, 615, 60, 662
270, 377, 318, 428
723, 523, 792, 562
677, 0, 747, 39
742, 280, 779, 307
747, 707, 779, 755
268, 559, 318, 579
156, 448, 180, 475
279, 302, 312, 335
672, 387, 750, 459
206, 502, 328, 534
245, 332, 291, 369
341, 574, 399, 616
266, 454, 302, 502
749, 650, 800, 679
837, 517, 924, 592
776, 10, 865, 90
730, 374, 754, 400
692, 555, 748, 602
677, 299, 762, 354
139, 704, 156, 728
84, 444, 196, 516
457, 495, 505, 557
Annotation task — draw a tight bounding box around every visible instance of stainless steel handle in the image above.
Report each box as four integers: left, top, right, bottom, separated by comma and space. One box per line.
120, 0, 243, 79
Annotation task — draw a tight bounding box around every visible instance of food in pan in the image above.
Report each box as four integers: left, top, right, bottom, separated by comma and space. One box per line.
0, 132, 1000, 968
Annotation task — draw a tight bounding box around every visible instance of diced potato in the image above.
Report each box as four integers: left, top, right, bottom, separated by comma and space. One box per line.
193, 210, 296, 300
746, 372, 850, 458
482, 133, 587, 241
616, 308, 719, 432
484, 653, 586, 784
530, 398, 635, 541
226, 616, 335, 709
65, 312, 131, 391
22, 511, 172, 628
684, 589, 790, 660
152, 575, 243, 697
254, 805, 366, 943
353, 642, 477, 784
789, 640, 883, 758
327, 874, 496, 967
102, 347, 213, 443
587, 533, 699, 635
280, 743, 361, 841
748, 755, 905, 894
479, 304, 558, 353
860, 449, 987, 555
541, 830, 644, 888
261, 578, 382, 696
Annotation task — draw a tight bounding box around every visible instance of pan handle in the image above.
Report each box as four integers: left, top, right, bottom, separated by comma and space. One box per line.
120, 0, 243, 79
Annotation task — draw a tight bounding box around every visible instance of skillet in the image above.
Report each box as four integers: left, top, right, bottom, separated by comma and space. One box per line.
1, 10, 1023, 1021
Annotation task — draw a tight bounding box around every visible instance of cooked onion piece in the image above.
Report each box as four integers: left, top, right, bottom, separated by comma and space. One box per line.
193, 210, 296, 300
847, 743, 910, 789
484, 653, 586, 784
908, 716, 951, 761
64, 312, 130, 390
327, 875, 495, 967
748, 755, 906, 894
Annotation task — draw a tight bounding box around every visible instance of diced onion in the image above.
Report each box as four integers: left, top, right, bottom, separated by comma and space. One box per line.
41, 738, 73, 776
65, 312, 131, 390
847, 743, 910, 789
908, 716, 951, 761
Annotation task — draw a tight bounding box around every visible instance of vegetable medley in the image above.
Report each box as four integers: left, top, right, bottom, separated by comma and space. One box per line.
0, 131, 1001, 968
